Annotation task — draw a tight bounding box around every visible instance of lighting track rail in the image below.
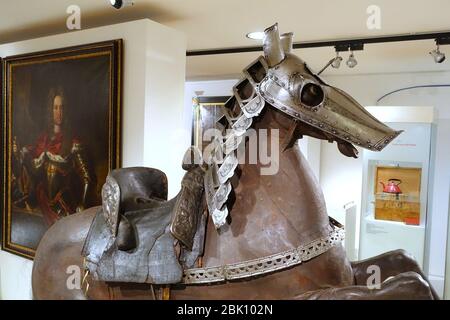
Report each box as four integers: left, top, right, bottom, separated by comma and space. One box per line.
186, 31, 450, 56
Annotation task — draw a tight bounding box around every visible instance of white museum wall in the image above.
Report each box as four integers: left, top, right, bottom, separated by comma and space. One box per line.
0, 19, 186, 299
143, 24, 187, 195
446, 186, 450, 299
320, 71, 450, 298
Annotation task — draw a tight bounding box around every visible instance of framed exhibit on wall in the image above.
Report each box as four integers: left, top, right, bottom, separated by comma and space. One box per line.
1, 40, 123, 259
191, 96, 230, 152
374, 166, 422, 225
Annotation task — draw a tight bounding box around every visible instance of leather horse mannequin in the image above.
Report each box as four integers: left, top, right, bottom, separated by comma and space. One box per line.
32, 24, 438, 300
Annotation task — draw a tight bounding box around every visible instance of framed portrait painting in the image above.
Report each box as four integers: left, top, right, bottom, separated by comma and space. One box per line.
1, 40, 122, 259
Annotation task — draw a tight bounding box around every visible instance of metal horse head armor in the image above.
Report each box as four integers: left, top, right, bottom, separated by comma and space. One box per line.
231, 23, 402, 158
205, 23, 402, 228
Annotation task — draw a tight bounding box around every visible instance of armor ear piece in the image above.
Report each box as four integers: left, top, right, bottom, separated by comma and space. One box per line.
263, 23, 285, 67
280, 32, 293, 54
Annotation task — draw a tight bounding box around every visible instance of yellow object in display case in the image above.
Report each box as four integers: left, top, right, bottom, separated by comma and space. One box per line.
374, 166, 422, 225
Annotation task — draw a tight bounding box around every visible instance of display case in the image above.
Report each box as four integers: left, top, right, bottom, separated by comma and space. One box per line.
372, 163, 422, 225
359, 107, 436, 268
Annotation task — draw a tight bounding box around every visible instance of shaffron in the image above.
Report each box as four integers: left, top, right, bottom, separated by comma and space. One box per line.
204, 23, 402, 229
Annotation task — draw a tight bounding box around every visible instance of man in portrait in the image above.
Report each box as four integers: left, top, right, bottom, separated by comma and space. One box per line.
12, 87, 93, 227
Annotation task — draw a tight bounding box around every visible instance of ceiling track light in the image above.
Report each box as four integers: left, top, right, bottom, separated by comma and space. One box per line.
318, 44, 362, 74
109, 0, 134, 9
331, 52, 343, 69
436, 37, 450, 46
335, 44, 362, 69
188, 31, 450, 56
336, 44, 362, 69
334, 43, 364, 53
346, 51, 358, 68
430, 45, 445, 63
430, 38, 448, 63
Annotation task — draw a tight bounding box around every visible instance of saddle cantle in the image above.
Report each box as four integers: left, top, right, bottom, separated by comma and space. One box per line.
82, 149, 206, 285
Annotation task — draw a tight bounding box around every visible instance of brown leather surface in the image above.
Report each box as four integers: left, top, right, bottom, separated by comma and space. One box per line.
32, 207, 98, 300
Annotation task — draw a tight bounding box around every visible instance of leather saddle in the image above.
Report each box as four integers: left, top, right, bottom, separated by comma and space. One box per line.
82, 148, 206, 285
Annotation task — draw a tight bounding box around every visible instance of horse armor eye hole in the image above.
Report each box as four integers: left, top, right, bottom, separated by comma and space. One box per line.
300, 83, 324, 108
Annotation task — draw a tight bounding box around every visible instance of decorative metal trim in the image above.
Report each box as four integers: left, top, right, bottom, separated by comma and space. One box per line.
202, 58, 269, 229
101, 176, 121, 236
182, 225, 345, 284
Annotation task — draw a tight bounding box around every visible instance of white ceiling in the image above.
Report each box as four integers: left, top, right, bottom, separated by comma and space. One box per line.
1, 0, 450, 79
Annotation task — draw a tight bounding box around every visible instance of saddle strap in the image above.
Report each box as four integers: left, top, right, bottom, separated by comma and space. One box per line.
182, 221, 345, 284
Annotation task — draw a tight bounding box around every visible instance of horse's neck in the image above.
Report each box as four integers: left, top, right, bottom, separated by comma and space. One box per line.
202, 107, 331, 266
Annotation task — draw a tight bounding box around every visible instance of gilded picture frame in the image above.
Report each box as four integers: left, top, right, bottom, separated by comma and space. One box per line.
1, 40, 122, 259
191, 96, 230, 151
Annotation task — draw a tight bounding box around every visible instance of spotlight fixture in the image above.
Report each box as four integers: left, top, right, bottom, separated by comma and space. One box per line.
331, 52, 343, 69
429, 45, 446, 63
318, 45, 362, 75
346, 51, 358, 68
246, 32, 265, 40
109, 0, 134, 9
